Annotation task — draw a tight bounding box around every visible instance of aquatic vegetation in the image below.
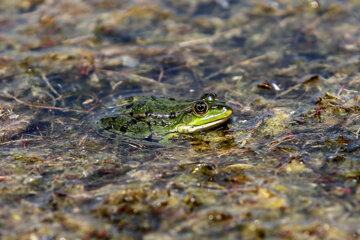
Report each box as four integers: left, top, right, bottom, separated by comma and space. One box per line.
0, 0, 360, 239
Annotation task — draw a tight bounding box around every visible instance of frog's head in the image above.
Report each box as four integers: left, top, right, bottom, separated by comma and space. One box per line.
175, 93, 233, 133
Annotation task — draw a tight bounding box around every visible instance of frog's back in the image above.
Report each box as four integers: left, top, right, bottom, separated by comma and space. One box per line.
95, 95, 193, 140
113, 95, 191, 116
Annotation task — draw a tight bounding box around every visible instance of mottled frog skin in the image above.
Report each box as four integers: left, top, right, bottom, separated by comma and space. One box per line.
97, 93, 233, 140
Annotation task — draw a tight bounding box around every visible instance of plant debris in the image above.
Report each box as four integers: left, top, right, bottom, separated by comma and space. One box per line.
1, 0, 360, 239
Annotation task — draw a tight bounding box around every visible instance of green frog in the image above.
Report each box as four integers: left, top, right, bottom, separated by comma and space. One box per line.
97, 92, 233, 141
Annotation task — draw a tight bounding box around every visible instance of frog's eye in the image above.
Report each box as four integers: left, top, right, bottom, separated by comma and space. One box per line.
200, 92, 217, 102
192, 100, 209, 116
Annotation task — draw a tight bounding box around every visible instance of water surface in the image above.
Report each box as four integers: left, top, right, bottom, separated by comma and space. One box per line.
1, 0, 360, 239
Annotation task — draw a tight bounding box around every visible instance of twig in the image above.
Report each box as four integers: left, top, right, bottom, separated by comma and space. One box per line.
189, 68, 203, 89
120, 72, 163, 85
324, 92, 344, 101
178, 27, 242, 48
204, 69, 225, 81
240, 118, 264, 146
3, 91, 87, 113
0, 137, 43, 146
277, 75, 319, 97
267, 135, 295, 151
62, 34, 94, 44
158, 65, 164, 82
204, 53, 272, 81
276, 82, 303, 97
78, 134, 88, 146
178, 37, 214, 47
337, 84, 346, 96
355, 127, 360, 139
85, 103, 101, 114
40, 72, 62, 100
98, 69, 165, 90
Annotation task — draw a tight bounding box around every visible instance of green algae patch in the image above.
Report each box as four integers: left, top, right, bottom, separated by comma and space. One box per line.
284, 159, 312, 174
262, 109, 291, 137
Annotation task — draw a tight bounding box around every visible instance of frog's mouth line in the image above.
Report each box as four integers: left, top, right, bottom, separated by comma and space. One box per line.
176, 115, 231, 133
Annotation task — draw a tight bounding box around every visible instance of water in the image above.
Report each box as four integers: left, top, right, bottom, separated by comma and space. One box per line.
0, 0, 360, 239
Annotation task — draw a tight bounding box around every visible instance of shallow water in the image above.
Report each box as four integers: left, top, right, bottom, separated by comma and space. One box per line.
1, 0, 360, 239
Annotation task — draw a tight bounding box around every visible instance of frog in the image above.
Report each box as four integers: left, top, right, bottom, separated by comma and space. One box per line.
97, 92, 233, 142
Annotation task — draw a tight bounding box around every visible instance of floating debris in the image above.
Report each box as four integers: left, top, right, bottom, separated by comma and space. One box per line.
0, 0, 360, 239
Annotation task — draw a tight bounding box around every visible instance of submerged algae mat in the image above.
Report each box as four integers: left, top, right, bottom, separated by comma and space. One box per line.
1, 0, 360, 239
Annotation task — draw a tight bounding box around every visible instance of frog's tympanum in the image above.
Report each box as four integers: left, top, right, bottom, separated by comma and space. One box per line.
97, 92, 233, 141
